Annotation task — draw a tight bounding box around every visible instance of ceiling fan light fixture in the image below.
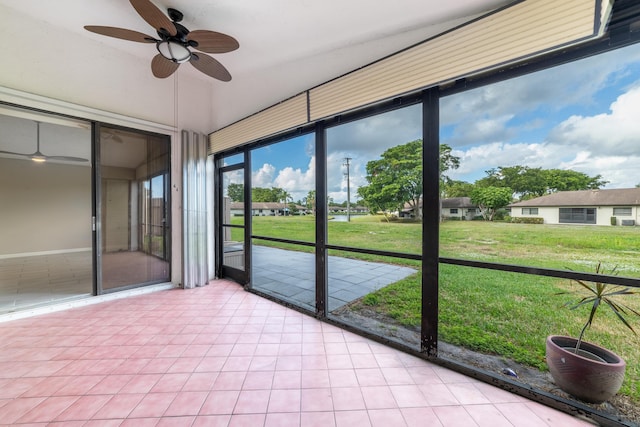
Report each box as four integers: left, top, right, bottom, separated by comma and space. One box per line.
157, 41, 191, 63
84, 2, 236, 81
31, 155, 46, 163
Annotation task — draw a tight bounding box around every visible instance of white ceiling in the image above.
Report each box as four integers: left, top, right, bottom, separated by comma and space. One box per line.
0, 0, 513, 129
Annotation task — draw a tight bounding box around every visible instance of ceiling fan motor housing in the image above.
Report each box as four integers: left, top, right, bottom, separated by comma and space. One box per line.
167, 8, 183, 23
156, 10, 194, 63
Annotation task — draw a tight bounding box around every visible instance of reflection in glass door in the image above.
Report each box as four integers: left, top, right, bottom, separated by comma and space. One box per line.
140, 174, 168, 259
0, 107, 93, 313
98, 126, 170, 291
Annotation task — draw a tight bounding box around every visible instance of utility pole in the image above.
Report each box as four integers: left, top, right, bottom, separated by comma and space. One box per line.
343, 157, 352, 222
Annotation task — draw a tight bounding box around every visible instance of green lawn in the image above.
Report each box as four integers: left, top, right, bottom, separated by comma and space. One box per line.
237, 215, 640, 277
232, 215, 640, 402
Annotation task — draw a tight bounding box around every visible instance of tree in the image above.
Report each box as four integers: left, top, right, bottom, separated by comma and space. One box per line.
476, 166, 545, 199
439, 144, 460, 189
227, 183, 244, 202
252, 187, 273, 202
303, 190, 316, 215
270, 187, 288, 204
251, 186, 288, 203
357, 184, 398, 217
438, 144, 461, 221
284, 190, 294, 214
358, 140, 423, 218
470, 186, 513, 221
544, 169, 608, 194
442, 180, 474, 198
476, 166, 608, 200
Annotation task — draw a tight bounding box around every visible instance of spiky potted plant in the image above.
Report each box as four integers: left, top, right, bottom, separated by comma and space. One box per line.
546, 263, 640, 404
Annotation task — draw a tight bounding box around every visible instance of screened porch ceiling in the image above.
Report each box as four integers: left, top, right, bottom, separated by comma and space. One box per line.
0, 0, 514, 130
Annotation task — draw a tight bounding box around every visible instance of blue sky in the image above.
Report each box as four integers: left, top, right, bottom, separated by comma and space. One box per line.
249, 42, 640, 203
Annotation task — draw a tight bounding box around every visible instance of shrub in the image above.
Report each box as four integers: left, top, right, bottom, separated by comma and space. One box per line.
511, 217, 544, 224
611, 216, 617, 226
493, 208, 510, 221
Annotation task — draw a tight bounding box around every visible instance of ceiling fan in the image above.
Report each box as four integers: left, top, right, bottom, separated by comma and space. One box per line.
84, 0, 238, 81
0, 122, 89, 163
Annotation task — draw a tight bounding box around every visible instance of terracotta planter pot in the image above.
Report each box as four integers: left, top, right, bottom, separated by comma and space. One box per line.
546, 335, 625, 404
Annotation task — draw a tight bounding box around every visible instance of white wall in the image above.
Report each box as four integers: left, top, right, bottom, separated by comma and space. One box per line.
601, 207, 639, 226
0, 5, 220, 284
511, 206, 639, 226
441, 208, 476, 220
511, 207, 557, 224
0, 158, 92, 255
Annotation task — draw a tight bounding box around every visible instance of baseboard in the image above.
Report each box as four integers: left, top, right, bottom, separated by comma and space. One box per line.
0, 248, 92, 260
0, 282, 177, 323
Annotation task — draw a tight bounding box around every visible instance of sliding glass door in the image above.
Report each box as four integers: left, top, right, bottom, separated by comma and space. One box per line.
0, 106, 93, 313
217, 153, 249, 285
98, 125, 171, 291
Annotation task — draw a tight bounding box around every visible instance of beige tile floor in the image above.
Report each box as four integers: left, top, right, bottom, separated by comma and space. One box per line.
0, 279, 594, 426
0, 252, 92, 313
0, 251, 170, 313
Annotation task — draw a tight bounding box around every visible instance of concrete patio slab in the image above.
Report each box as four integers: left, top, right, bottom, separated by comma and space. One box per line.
251, 246, 416, 311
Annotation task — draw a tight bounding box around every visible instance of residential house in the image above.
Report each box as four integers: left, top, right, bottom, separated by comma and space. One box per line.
229, 201, 307, 216
510, 188, 640, 226
441, 197, 479, 220
328, 205, 368, 214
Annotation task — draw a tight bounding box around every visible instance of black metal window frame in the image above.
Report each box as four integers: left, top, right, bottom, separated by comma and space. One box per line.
213, 4, 640, 424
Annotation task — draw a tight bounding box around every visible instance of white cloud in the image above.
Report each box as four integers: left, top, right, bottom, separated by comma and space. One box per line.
273, 156, 316, 193
249, 157, 316, 202
250, 45, 640, 194
444, 114, 515, 147
547, 85, 640, 157
325, 151, 370, 203
558, 154, 640, 189
443, 41, 640, 189
252, 163, 276, 187
327, 104, 421, 156
450, 84, 640, 188
440, 43, 640, 148
450, 142, 553, 179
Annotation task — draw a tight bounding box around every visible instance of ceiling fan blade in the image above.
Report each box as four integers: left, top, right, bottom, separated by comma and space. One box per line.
130, 0, 177, 36
45, 155, 90, 162
190, 53, 232, 82
0, 149, 31, 157
151, 54, 180, 78
84, 26, 157, 43
187, 30, 239, 54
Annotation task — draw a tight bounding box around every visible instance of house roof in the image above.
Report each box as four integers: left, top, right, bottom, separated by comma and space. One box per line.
328, 205, 367, 210
230, 202, 304, 210
441, 197, 476, 208
510, 188, 640, 207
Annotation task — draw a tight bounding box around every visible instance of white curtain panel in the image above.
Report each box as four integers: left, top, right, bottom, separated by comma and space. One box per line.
181, 130, 210, 288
